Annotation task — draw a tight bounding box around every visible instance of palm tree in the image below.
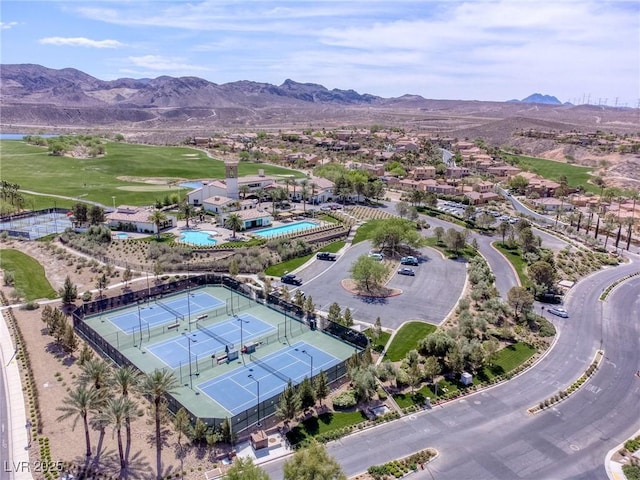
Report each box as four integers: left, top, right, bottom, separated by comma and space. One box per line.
225, 213, 244, 239
113, 365, 140, 396
180, 201, 193, 229
300, 179, 309, 212
100, 397, 128, 470
238, 184, 250, 200
140, 369, 179, 480
113, 366, 141, 460
57, 386, 102, 457
625, 189, 639, 250
148, 209, 168, 239
603, 213, 617, 249
80, 358, 113, 390
255, 188, 266, 206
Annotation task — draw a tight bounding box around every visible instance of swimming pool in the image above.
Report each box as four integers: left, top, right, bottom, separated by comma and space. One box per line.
116, 232, 129, 239
179, 181, 204, 190
179, 230, 218, 246
253, 221, 318, 238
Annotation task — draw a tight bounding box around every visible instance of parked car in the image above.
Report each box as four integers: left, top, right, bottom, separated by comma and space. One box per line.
317, 252, 337, 261
281, 274, 302, 286
368, 252, 384, 261
400, 256, 419, 266
548, 307, 569, 318
397, 267, 415, 276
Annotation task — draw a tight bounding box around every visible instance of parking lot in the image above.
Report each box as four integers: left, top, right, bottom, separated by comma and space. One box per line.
279, 240, 467, 329
435, 200, 520, 225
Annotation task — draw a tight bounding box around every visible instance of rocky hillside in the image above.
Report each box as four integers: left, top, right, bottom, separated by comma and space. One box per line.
2, 64, 638, 182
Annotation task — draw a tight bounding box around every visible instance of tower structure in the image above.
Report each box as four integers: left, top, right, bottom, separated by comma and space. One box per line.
225, 160, 239, 199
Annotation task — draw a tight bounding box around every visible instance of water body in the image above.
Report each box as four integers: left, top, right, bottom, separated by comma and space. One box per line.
0, 133, 58, 140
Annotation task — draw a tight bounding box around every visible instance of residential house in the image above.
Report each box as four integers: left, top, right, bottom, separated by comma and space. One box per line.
105, 206, 176, 234
487, 165, 522, 178
531, 197, 574, 212
446, 166, 471, 178
473, 181, 494, 194
412, 166, 436, 180
225, 208, 273, 231
464, 191, 501, 205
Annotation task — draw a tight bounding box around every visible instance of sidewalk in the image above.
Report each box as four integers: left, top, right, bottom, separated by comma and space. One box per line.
0, 310, 32, 480
606, 428, 640, 480
207, 431, 293, 479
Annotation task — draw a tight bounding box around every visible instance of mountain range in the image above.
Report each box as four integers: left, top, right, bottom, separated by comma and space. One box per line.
0, 64, 635, 141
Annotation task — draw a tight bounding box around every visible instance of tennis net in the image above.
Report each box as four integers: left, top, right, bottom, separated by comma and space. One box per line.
197, 323, 232, 347
156, 299, 185, 321
249, 354, 290, 383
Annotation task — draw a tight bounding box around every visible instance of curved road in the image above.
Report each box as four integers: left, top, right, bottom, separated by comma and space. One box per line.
265, 197, 639, 479
264, 255, 640, 479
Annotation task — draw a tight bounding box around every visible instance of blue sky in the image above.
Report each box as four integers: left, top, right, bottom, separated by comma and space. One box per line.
2, 0, 639, 107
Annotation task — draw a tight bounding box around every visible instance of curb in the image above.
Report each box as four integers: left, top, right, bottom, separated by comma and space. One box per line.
605, 428, 640, 480
0, 310, 33, 480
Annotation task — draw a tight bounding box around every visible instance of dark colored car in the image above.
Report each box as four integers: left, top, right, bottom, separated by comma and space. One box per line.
400, 256, 419, 266
281, 274, 302, 286
317, 252, 337, 261
397, 267, 415, 276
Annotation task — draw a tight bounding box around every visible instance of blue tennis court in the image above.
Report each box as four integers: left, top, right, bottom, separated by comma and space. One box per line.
198, 341, 341, 415
145, 313, 275, 368
108, 291, 225, 333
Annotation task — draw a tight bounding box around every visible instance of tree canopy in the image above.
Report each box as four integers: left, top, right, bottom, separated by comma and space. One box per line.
370, 218, 425, 256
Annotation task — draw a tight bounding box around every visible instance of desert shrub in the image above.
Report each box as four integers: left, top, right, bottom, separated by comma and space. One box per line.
332, 389, 357, 409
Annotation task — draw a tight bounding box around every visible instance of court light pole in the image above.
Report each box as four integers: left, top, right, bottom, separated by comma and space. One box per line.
182, 332, 195, 389
301, 349, 313, 379
137, 302, 143, 346
186, 263, 192, 331
248, 374, 261, 427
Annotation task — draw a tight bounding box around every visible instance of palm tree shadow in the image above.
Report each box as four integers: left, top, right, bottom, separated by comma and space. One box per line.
122, 450, 154, 480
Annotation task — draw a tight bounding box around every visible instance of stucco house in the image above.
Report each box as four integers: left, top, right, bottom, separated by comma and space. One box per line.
106, 205, 176, 234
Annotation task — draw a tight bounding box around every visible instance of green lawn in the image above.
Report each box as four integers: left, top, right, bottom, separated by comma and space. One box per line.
286, 410, 368, 446
492, 242, 531, 287
476, 342, 536, 382
352, 219, 387, 244
424, 236, 478, 260
393, 341, 536, 408
1, 139, 304, 207
364, 328, 391, 353
504, 153, 598, 193
264, 241, 346, 277
0, 249, 57, 300
384, 321, 437, 362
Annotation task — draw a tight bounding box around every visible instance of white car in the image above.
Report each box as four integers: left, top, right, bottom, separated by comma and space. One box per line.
548, 307, 569, 318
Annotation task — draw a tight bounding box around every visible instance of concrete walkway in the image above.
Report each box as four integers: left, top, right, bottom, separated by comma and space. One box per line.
0, 310, 32, 480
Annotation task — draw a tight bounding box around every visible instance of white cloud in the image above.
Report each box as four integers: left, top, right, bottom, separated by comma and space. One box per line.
126, 55, 210, 73
0, 21, 19, 30
39, 37, 125, 48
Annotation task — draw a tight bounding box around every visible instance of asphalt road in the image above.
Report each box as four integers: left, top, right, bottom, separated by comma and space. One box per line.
263, 256, 640, 480
286, 240, 467, 328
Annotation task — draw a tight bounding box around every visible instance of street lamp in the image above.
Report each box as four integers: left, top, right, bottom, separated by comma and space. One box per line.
248, 374, 261, 427
297, 349, 313, 379
182, 332, 196, 389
